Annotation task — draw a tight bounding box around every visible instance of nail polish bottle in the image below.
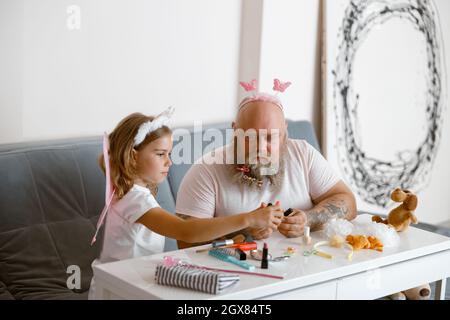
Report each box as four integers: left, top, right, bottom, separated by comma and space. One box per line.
261, 243, 269, 269
303, 226, 312, 245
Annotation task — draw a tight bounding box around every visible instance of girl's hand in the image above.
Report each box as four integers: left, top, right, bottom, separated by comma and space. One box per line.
248, 227, 274, 240
247, 203, 283, 229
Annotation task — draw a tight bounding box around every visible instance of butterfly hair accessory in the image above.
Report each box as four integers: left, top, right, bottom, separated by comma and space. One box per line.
238, 78, 292, 111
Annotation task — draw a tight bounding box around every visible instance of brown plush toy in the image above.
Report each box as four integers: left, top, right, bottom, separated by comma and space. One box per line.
372, 188, 418, 232
389, 284, 431, 300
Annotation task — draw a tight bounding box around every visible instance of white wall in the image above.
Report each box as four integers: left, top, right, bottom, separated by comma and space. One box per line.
258, 0, 322, 138
0, 0, 240, 141
0, 0, 23, 143
237, 0, 323, 139
0, 0, 322, 144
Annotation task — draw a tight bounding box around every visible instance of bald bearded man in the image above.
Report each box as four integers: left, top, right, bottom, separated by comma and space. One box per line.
175, 95, 357, 248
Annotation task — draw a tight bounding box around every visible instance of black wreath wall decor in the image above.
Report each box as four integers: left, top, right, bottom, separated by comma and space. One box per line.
332, 0, 446, 207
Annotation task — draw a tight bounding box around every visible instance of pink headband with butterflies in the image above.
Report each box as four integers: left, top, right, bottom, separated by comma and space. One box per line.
238, 78, 291, 111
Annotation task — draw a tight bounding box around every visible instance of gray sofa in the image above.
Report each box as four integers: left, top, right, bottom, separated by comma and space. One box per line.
0, 120, 320, 300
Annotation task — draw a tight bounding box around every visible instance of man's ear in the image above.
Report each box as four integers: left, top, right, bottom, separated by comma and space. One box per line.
282, 121, 288, 140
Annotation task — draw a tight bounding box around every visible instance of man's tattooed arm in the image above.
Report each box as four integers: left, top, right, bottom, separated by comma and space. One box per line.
305, 196, 356, 231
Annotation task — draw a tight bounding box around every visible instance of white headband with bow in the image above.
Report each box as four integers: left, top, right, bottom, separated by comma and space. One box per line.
134, 106, 175, 146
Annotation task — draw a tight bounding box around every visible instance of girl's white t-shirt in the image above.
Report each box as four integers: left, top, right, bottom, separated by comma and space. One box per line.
99, 184, 166, 263
89, 184, 165, 299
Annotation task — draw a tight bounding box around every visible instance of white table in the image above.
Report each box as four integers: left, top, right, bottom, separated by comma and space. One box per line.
92, 214, 450, 300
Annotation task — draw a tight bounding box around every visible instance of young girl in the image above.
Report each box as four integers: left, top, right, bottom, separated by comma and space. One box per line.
89, 108, 283, 298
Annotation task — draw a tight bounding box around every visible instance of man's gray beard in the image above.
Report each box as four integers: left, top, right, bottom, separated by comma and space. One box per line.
227, 143, 287, 190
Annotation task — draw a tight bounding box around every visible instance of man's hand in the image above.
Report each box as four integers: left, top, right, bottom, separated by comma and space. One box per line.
278, 209, 307, 238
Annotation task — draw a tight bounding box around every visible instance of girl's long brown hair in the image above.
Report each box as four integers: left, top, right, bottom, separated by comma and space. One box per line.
99, 113, 172, 199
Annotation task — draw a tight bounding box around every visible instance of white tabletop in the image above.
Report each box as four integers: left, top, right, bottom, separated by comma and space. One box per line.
93, 214, 450, 299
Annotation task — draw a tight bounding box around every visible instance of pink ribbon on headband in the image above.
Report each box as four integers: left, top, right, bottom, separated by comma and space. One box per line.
91, 132, 116, 246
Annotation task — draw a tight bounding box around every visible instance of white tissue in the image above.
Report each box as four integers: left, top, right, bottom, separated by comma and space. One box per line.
324, 218, 400, 248
324, 218, 354, 238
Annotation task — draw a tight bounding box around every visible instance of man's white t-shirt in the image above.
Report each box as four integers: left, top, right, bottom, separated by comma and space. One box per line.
176, 139, 341, 218
99, 184, 166, 263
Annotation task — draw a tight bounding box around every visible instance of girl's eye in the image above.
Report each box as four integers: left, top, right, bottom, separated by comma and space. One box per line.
157, 153, 164, 157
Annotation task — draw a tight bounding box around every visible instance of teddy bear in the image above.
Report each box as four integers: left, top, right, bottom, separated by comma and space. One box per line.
389, 284, 431, 300
372, 188, 418, 232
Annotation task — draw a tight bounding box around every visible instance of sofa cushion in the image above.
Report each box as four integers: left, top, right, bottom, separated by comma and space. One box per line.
0, 139, 105, 299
